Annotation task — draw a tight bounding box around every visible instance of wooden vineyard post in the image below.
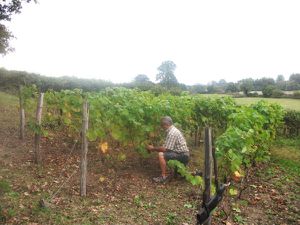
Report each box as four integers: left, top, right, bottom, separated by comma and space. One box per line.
204, 127, 212, 225
194, 126, 199, 147
34, 92, 44, 164
80, 99, 89, 196
19, 86, 25, 140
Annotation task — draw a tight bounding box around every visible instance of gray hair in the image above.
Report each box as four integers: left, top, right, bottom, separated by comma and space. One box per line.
161, 116, 173, 126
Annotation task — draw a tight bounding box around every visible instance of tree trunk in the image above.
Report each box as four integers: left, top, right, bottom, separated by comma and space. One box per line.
80, 99, 89, 196
34, 93, 44, 164
203, 127, 212, 225
19, 86, 25, 140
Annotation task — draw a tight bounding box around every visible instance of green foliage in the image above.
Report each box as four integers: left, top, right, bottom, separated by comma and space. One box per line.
262, 85, 276, 97
28, 121, 48, 136
289, 73, 300, 83
133, 195, 142, 207
87, 88, 194, 152
0, 180, 11, 194
166, 212, 177, 225
271, 89, 284, 98
0, 24, 14, 55
239, 78, 254, 96
167, 160, 203, 186
19, 86, 285, 181
229, 188, 238, 196
0, 0, 35, 55
216, 101, 284, 175
293, 91, 300, 99
255, 77, 275, 91
20, 84, 38, 107
156, 61, 178, 89
274, 137, 300, 148
234, 214, 245, 223
283, 110, 300, 137
134, 74, 150, 83
273, 158, 300, 175
0, 68, 114, 93
276, 75, 285, 83
193, 96, 237, 131
225, 82, 239, 93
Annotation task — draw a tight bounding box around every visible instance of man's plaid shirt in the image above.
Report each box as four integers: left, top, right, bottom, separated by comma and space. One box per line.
163, 125, 189, 153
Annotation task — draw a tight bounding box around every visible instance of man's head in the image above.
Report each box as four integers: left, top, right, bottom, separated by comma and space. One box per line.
160, 116, 173, 130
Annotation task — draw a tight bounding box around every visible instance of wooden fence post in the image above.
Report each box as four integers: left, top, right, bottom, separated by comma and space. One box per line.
194, 126, 199, 147
19, 86, 25, 140
34, 92, 44, 164
204, 127, 212, 225
80, 99, 89, 196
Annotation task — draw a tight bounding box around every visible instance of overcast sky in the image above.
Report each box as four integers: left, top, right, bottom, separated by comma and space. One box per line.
1, 0, 300, 85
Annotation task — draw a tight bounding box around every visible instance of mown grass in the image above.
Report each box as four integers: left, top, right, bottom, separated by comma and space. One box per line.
271, 138, 300, 175
0, 91, 18, 107
235, 97, 300, 111
0, 179, 11, 194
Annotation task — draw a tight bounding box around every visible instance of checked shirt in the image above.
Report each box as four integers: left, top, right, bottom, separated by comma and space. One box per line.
163, 125, 189, 153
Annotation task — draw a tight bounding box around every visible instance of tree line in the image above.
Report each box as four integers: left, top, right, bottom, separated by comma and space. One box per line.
0, 61, 183, 95
192, 74, 300, 97
1, 63, 300, 98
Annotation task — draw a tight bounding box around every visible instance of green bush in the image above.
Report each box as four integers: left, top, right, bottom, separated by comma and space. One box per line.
284, 110, 300, 137
271, 89, 284, 98
216, 101, 284, 175
293, 91, 300, 99
262, 85, 276, 97
247, 92, 259, 97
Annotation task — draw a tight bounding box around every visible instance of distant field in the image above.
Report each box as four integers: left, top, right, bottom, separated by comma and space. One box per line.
0, 91, 18, 106
235, 97, 300, 111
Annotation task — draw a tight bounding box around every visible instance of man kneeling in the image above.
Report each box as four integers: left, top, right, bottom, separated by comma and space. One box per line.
147, 116, 190, 183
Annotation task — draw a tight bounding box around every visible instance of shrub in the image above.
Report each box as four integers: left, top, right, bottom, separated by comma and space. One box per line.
262, 85, 276, 97
293, 91, 300, 99
284, 110, 300, 137
247, 92, 259, 97
271, 89, 284, 98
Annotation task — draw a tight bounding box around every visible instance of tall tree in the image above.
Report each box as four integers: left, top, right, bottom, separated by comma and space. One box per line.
0, 0, 35, 55
156, 61, 178, 88
134, 74, 150, 83
239, 78, 254, 96
289, 74, 300, 83
225, 82, 239, 93
254, 77, 275, 91
218, 79, 227, 86
262, 85, 276, 97
0, 24, 13, 55
276, 75, 285, 83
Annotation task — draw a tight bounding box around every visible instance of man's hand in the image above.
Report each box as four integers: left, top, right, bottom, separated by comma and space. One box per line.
147, 145, 154, 151
146, 145, 166, 153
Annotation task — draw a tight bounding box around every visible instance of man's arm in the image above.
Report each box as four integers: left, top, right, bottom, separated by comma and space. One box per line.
147, 145, 167, 152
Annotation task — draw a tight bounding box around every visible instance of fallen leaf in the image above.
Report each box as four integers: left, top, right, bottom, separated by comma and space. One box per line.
99, 142, 109, 154
99, 176, 105, 183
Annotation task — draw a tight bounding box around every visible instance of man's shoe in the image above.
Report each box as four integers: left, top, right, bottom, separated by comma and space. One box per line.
152, 176, 169, 183
192, 169, 203, 176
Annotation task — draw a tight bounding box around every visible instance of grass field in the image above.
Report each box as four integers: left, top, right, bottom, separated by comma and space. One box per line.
0, 92, 18, 107
200, 93, 300, 111
234, 97, 300, 111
